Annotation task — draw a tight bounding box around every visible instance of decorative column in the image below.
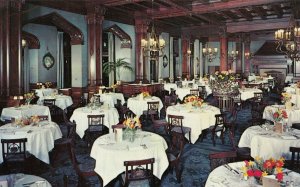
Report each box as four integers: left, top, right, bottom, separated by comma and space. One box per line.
181, 34, 189, 78
235, 35, 243, 74
219, 27, 228, 71
134, 16, 148, 82
86, 5, 105, 86
244, 35, 251, 75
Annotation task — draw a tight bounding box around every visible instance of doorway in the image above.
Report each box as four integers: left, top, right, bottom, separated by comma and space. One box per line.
63, 33, 71, 88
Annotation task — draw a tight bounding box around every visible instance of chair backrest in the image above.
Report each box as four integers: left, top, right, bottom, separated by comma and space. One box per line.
1, 138, 27, 163
38, 115, 49, 121
208, 151, 237, 171
93, 95, 101, 103
43, 99, 56, 107
190, 89, 199, 96
147, 101, 160, 112
123, 158, 155, 186
253, 92, 263, 102
187, 83, 194, 88
217, 96, 234, 113
176, 81, 183, 88
87, 114, 105, 131
290, 147, 300, 170
213, 114, 226, 132
167, 114, 184, 134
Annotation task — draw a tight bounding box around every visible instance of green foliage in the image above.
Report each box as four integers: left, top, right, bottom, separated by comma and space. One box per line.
103, 58, 133, 80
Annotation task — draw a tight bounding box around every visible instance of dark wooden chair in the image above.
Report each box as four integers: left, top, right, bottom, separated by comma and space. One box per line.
37, 115, 49, 121
228, 130, 252, 161
190, 89, 199, 96
209, 114, 226, 146
176, 81, 183, 88
216, 95, 235, 114
167, 114, 191, 143
249, 100, 266, 127
85, 114, 108, 147
230, 93, 242, 110
43, 98, 64, 123
142, 101, 160, 125
51, 120, 77, 167
166, 131, 185, 182
1, 138, 34, 173
198, 85, 207, 99
70, 146, 103, 187
121, 158, 156, 187
43, 98, 56, 107
208, 151, 237, 171
287, 147, 300, 173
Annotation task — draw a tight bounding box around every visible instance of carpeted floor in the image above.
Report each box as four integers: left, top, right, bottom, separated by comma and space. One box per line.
0, 92, 281, 187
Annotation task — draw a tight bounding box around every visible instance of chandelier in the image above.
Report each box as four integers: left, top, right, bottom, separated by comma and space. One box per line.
203, 43, 218, 62
274, 15, 300, 60
141, 23, 165, 59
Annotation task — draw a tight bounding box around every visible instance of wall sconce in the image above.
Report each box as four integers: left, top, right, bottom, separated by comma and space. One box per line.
203, 47, 218, 62
187, 49, 192, 57
244, 52, 253, 59
13, 95, 24, 107
22, 39, 27, 48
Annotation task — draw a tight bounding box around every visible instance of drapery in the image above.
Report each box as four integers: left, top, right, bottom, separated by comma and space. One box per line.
56, 32, 64, 88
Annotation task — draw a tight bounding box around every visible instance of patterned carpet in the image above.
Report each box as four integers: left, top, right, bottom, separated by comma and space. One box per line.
0, 93, 281, 187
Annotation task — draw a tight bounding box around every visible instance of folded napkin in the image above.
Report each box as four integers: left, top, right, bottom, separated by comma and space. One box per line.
281, 135, 297, 140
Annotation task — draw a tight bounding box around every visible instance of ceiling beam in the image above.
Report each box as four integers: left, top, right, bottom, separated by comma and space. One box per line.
151, 0, 288, 19
253, 6, 268, 20
271, 4, 283, 18
100, 0, 145, 6
226, 16, 290, 33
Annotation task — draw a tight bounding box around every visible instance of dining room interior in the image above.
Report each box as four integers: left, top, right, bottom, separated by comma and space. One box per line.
0, 0, 300, 186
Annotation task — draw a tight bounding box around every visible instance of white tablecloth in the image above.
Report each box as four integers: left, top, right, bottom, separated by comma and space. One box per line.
205, 161, 300, 187
70, 106, 120, 138
41, 95, 73, 110
0, 173, 51, 187
1, 105, 52, 121
35, 88, 57, 98
176, 87, 196, 100
238, 126, 300, 160
284, 84, 297, 94
90, 131, 169, 186
263, 105, 300, 125
163, 83, 177, 93
239, 88, 262, 101
166, 104, 221, 143
94, 93, 125, 108
127, 96, 163, 117
0, 121, 62, 164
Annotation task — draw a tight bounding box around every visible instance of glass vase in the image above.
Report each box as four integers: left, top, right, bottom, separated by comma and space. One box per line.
125, 129, 136, 142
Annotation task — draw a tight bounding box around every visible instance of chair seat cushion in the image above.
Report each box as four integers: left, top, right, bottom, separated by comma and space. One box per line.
54, 138, 72, 145
171, 126, 191, 134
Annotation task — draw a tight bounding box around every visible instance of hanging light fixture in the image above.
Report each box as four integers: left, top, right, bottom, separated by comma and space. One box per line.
202, 43, 218, 62
141, 0, 165, 59
274, 15, 300, 60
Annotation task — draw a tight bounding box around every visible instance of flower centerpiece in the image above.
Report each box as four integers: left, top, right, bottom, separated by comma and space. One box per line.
210, 70, 239, 96
282, 92, 292, 110
31, 115, 40, 124
270, 108, 288, 133
24, 92, 36, 105
139, 91, 150, 100
241, 156, 284, 184
123, 116, 142, 142
184, 95, 204, 107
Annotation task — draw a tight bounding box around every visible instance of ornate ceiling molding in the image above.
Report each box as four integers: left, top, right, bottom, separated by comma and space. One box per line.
26, 12, 84, 45
22, 31, 40, 49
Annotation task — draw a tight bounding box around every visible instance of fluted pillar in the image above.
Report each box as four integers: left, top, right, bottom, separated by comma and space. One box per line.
181, 34, 189, 78
219, 28, 228, 71
244, 35, 251, 75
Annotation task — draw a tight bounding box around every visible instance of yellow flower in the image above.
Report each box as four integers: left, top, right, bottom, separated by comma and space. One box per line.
276, 167, 283, 173
262, 171, 268, 177
249, 161, 255, 166
255, 156, 262, 162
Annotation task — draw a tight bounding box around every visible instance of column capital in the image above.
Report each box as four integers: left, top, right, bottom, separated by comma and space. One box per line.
219, 26, 227, 38
86, 5, 106, 25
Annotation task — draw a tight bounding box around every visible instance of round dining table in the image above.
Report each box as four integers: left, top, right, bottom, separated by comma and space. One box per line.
0, 105, 52, 122
166, 104, 221, 144
94, 92, 125, 108
0, 121, 62, 164
239, 88, 263, 101
205, 161, 300, 187
0, 173, 51, 187
70, 106, 120, 138
90, 130, 169, 186
263, 105, 300, 125
127, 95, 163, 117
238, 125, 300, 160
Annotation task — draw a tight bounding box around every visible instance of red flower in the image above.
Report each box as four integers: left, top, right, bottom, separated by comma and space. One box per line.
276, 172, 283, 182
273, 112, 279, 119
275, 160, 284, 167
253, 169, 262, 177
247, 170, 254, 177
190, 98, 194, 102
282, 111, 288, 118
263, 160, 275, 169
